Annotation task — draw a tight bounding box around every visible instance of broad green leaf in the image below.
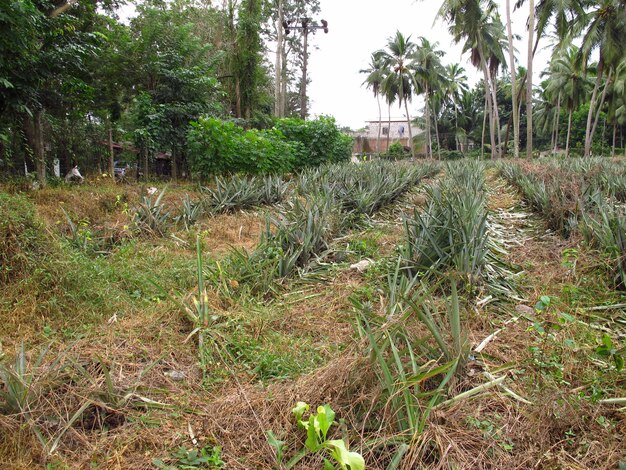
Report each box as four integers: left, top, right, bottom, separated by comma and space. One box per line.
305, 415, 320, 451
292, 401, 309, 423
326, 440, 365, 470
266, 431, 285, 464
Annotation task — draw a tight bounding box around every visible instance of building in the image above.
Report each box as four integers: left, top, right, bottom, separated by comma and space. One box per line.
352, 118, 424, 155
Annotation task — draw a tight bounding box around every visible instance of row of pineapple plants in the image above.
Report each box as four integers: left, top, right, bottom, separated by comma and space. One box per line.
352, 161, 519, 464
499, 158, 626, 288
211, 160, 440, 295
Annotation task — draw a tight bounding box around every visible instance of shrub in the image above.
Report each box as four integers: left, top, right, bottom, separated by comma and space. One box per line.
187, 117, 296, 176
383, 141, 410, 160
275, 116, 352, 168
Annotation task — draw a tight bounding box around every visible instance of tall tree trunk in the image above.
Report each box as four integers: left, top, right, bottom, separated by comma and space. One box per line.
590, 68, 612, 152
274, 0, 284, 117
566, 107, 573, 157
479, 50, 496, 159
280, 47, 287, 116
108, 122, 115, 178
551, 92, 561, 153
235, 79, 242, 118
171, 147, 178, 180
424, 85, 432, 159
143, 147, 149, 179
36, 110, 45, 186
376, 93, 382, 154
481, 95, 488, 159
404, 98, 415, 159
387, 103, 391, 153
24, 110, 46, 187
454, 106, 460, 151
584, 60, 603, 157
612, 122, 617, 157
433, 99, 442, 160
506, 0, 519, 158
504, 113, 512, 156
526, 0, 535, 159
491, 73, 502, 157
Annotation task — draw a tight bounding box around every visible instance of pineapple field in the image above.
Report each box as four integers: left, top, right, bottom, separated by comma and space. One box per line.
1, 159, 625, 469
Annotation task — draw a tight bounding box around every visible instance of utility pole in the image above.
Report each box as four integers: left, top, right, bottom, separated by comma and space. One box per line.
274, 0, 284, 117
282, 18, 328, 120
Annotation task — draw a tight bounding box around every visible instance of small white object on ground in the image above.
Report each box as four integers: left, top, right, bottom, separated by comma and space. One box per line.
350, 259, 373, 272
165, 370, 186, 381
147, 187, 158, 195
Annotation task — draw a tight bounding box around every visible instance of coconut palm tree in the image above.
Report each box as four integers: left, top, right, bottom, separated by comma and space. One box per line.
443, 63, 469, 151
505, 0, 519, 157
414, 37, 445, 159
575, 0, 626, 156
514, 0, 587, 157
379, 31, 418, 158
607, 59, 626, 157
360, 53, 387, 154
546, 46, 591, 156
437, 0, 505, 158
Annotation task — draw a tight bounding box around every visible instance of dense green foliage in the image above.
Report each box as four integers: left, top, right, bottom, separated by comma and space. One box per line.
0, 0, 332, 183
188, 118, 296, 175
275, 116, 353, 168
188, 116, 352, 176
362, 1, 626, 159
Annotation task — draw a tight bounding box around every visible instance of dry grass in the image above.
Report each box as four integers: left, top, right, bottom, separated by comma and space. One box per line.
2, 171, 625, 469
200, 211, 265, 255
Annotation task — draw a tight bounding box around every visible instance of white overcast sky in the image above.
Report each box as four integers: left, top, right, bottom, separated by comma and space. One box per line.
118, 1, 555, 130
307, 0, 554, 129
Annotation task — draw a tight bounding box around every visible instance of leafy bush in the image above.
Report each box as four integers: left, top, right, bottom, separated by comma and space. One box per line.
187, 117, 296, 176
383, 141, 410, 160
275, 116, 353, 169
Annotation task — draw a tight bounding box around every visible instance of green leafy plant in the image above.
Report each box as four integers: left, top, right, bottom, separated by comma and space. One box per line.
202, 174, 289, 214
153, 444, 225, 469
176, 195, 204, 230
268, 402, 364, 470
596, 334, 624, 372
354, 272, 466, 435
275, 116, 353, 169
0, 343, 53, 415
133, 188, 171, 237
188, 117, 296, 175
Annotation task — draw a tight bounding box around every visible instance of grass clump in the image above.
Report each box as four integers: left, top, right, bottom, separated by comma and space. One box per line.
0, 192, 50, 285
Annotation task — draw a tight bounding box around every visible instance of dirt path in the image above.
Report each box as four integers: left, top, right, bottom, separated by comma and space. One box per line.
449, 169, 626, 469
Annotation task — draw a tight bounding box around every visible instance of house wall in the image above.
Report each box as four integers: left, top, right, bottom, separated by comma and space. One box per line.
352, 120, 424, 154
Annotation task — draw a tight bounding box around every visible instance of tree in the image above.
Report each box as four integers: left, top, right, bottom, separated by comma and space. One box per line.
379, 32, 418, 159
546, 46, 591, 156
234, 0, 263, 120
360, 53, 386, 154
442, 63, 469, 152
526, 0, 535, 158
413, 37, 445, 159
576, 0, 626, 156
437, 0, 505, 158
129, 3, 222, 178
505, 0, 519, 157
